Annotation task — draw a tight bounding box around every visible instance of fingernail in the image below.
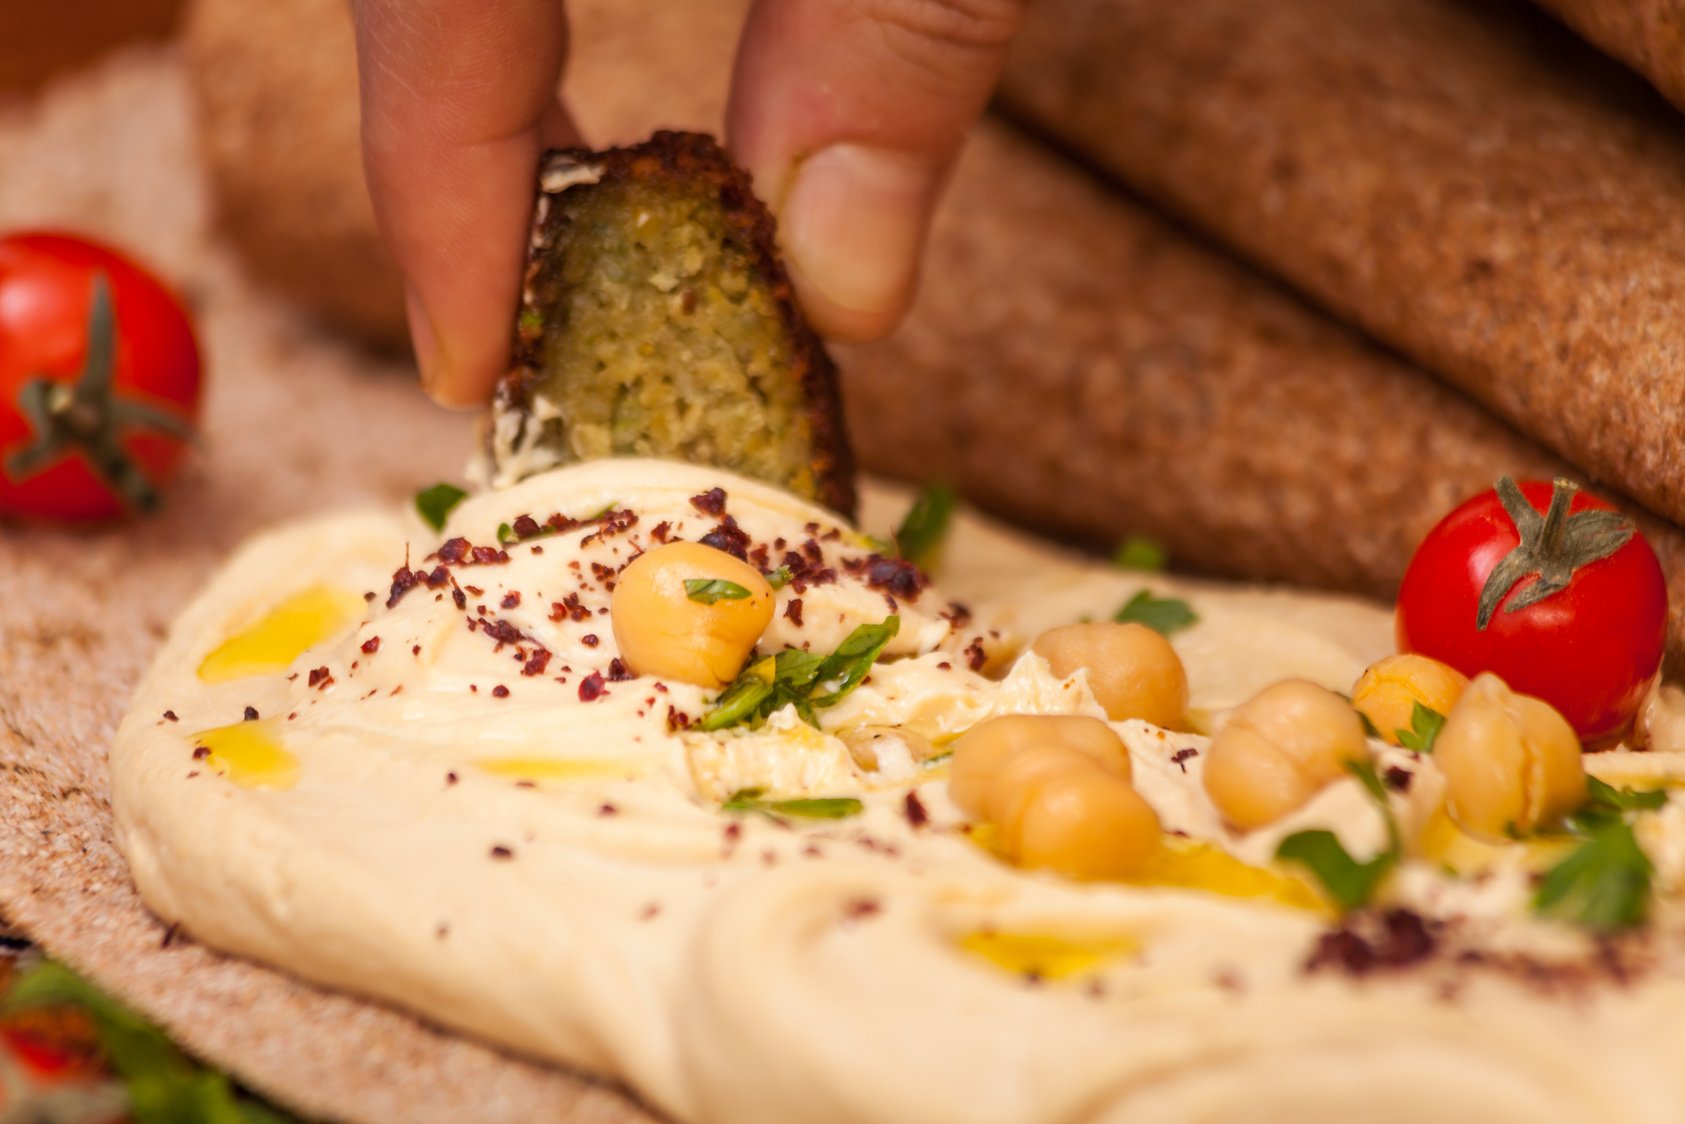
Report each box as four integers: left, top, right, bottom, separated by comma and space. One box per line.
404, 286, 448, 400
778, 144, 939, 338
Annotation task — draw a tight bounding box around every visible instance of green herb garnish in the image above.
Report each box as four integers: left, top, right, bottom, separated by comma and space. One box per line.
700, 616, 900, 731
1534, 818, 1654, 934
4, 959, 297, 1122
496, 521, 516, 544
684, 578, 753, 604
1395, 701, 1446, 754
721, 788, 864, 820
893, 483, 956, 568
1276, 760, 1401, 912
765, 566, 793, 591
415, 482, 467, 532
1528, 777, 1666, 934
1111, 535, 1168, 571
1112, 589, 1198, 635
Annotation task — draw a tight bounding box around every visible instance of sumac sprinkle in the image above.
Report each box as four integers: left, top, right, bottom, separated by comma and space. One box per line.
607, 657, 634, 682
308, 666, 333, 689
512, 514, 542, 538
598, 803, 619, 817
578, 671, 606, 701
386, 565, 420, 608
690, 487, 727, 515
422, 566, 450, 589
650, 520, 673, 544
491, 685, 510, 698
1383, 765, 1414, 792
904, 791, 929, 829
361, 636, 381, 654
470, 545, 510, 565
489, 845, 514, 860
1171, 747, 1199, 772
522, 649, 553, 676
581, 633, 600, 648
438, 537, 470, 563
864, 555, 927, 600
965, 638, 988, 671
446, 771, 459, 785
243, 706, 260, 721
163, 710, 178, 722
784, 598, 804, 626
699, 516, 751, 561
501, 591, 521, 609
451, 585, 468, 611
191, 746, 210, 760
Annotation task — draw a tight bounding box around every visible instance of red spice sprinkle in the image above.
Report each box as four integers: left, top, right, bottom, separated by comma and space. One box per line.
243, 705, 260, 721
512, 514, 542, 538
598, 803, 619, 817
361, 636, 381, 654
903, 791, 930, 829
438, 537, 470, 563
162, 710, 179, 722
192, 746, 210, 760
723, 822, 743, 844
363, 591, 376, 602
464, 584, 485, 597
492, 685, 510, 698
863, 555, 927, 600
784, 598, 804, 626
308, 666, 334, 689
521, 649, 553, 677
666, 705, 692, 730
607, 657, 634, 682
446, 771, 459, 785
581, 633, 600, 647
490, 845, 515, 860
550, 593, 593, 623
578, 671, 607, 701
691, 487, 728, 515
470, 545, 510, 564
699, 516, 751, 561
412, 644, 422, 656
937, 661, 953, 671
639, 903, 663, 921
844, 898, 883, 922
965, 638, 988, 672
501, 591, 521, 609
1171, 747, 1199, 773
650, 520, 673, 543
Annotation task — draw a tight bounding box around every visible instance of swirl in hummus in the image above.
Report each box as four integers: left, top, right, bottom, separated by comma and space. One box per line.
113, 459, 1685, 1124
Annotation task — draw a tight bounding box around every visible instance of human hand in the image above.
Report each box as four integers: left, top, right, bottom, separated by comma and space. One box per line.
353, 0, 1029, 407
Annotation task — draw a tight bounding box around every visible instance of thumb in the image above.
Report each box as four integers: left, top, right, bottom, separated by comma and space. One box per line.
728, 0, 1029, 342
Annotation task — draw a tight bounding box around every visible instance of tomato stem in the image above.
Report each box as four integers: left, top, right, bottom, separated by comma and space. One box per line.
3, 272, 193, 512
1475, 477, 1636, 630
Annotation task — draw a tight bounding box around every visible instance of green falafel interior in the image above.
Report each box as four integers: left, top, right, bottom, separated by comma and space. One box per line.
486, 131, 856, 518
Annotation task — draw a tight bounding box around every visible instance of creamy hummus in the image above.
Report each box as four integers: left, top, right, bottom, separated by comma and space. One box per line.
112, 459, 1685, 1124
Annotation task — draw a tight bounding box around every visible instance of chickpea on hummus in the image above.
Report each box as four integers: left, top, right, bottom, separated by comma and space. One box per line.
112, 459, 1685, 1124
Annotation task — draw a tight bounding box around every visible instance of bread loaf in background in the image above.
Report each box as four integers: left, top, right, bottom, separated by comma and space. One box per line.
1533, 0, 1685, 112
999, 0, 1685, 532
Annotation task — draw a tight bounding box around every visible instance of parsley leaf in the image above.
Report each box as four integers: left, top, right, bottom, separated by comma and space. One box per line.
415, 482, 467, 532
4, 959, 298, 1122
1111, 535, 1168, 571
1275, 830, 1395, 912
893, 483, 956, 568
1580, 775, 1668, 820
1534, 817, 1654, 934
1276, 760, 1401, 912
722, 788, 864, 820
1112, 589, 1198, 635
684, 578, 752, 604
765, 566, 793, 591
496, 521, 516, 545
700, 616, 900, 732
1395, 701, 1446, 754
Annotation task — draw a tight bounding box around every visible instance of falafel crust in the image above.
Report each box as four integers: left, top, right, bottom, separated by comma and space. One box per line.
488, 131, 856, 518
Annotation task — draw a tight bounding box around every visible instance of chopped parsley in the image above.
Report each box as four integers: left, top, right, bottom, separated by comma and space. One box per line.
1395, 702, 1446, 754
1111, 535, 1168, 571
700, 616, 900, 732
721, 788, 864, 820
893, 483, 956, 568
684, 578, 752, 604
764, 566, 793, 591
1532, 777, 1667, 934
1112, 589, 1198, 636
1276, 760, 1401, 912
414, 482, 467, 532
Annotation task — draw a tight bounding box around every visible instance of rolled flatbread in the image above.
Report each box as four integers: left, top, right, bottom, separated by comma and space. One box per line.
998, 0, 1685, 531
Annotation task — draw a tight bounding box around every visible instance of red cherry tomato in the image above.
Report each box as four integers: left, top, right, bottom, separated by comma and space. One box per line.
0, 232, 201, 521
1396, 478, 1666, 743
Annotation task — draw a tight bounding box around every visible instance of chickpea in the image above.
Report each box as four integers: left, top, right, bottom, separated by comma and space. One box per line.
1013, 768, 1162, 879
1434, 672, 1585, 841
1202, 679, 1369, 831
1351, 653, 1469, 746
948, 714, 1130, 817
1031, 622, 1188, 728
610, 541, 774, 688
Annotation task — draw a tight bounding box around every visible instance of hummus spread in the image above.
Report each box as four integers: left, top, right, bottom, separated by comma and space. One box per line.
112, 459, 1685, 1123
